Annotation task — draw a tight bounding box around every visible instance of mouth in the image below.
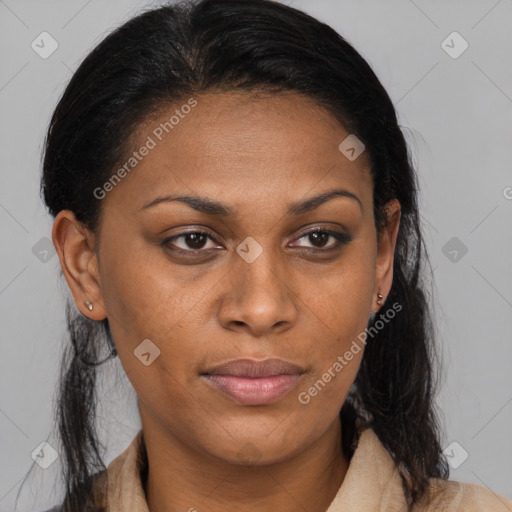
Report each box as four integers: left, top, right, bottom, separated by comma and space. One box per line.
200, 358, 305, 406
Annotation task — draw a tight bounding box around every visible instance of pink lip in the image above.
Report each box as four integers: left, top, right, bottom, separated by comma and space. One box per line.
201, 358, 305, 405
202, 374, 303, 405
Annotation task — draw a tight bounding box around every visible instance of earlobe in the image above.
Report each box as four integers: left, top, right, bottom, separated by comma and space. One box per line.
373, 199, 401, 311
51, 210, 106, 320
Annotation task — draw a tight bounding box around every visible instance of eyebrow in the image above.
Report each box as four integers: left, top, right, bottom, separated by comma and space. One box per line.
139, 188, 363, 216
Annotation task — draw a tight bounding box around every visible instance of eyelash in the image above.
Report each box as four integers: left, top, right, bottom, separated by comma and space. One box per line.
161, 228, 352, 256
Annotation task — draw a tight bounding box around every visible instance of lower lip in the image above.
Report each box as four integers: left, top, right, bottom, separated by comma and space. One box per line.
202, 374, 302, 405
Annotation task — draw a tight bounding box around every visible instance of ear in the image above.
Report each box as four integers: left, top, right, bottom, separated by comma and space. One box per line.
51, 210, 106, 320
373, 199, 401, 312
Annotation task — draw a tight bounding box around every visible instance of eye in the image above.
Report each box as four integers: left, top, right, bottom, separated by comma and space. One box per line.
162, 227, 352, 256
162, 231, 221, 253
291, 228, 352, 250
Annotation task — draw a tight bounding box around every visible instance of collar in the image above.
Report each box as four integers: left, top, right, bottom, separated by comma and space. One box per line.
98, 426, 409, 511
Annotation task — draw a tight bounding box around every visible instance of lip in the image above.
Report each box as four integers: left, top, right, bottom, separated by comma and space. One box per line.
201, 358, 305, 405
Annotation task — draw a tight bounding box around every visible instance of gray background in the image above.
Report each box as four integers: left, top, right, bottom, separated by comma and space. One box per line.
1, 0, 511, 510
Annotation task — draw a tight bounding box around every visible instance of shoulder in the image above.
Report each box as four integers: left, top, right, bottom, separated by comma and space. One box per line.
414, 477, 512, 511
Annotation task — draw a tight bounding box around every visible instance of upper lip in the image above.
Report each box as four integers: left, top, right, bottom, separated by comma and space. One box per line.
202, 358, 306, 378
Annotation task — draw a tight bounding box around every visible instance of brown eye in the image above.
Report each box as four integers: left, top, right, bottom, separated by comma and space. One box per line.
292, 229, 352, 250
308, 230, 330, 248
180, 232, 208, 250
163, 231, 220, 253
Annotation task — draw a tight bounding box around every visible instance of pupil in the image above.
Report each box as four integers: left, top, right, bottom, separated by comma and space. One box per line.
310, 231, 328, 247
186, 233, 206, 249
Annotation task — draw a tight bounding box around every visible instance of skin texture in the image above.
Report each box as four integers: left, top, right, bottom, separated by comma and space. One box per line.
52, 91, 401, 512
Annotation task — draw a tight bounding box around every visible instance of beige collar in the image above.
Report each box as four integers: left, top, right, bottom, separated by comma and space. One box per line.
101, 426, 409, 511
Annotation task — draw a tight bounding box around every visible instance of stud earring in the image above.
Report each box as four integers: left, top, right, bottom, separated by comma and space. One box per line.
376, 292, 383, 306
84, 301, 93, 312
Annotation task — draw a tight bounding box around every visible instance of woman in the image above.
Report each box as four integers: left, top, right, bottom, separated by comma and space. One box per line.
25, 0, 511, 510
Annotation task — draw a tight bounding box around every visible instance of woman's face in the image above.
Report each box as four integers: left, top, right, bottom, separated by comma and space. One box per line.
55, 91, 400, 465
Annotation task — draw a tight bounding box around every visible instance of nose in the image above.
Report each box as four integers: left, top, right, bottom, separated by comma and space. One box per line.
217, 251, 298, 337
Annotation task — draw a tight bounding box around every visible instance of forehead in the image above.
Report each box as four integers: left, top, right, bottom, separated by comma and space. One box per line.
102, 91, 373, 213
139, 90, 356, 156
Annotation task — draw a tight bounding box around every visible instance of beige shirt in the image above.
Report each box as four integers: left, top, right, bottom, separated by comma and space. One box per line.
96, 428, 512, 511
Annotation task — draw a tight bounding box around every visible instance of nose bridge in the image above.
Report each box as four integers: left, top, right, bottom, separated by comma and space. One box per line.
239, 241, 284, 295
236, 236, 288, 302
219, 237, 297, 334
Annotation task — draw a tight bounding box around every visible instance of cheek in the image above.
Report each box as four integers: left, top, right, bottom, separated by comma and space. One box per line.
299, 300, 366, 403
295, 245, 375, 403
97, 237, 212, 401
98, 231, 187, 346
295, 296, 367, 420
307, 257, 375, 343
